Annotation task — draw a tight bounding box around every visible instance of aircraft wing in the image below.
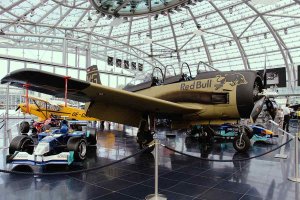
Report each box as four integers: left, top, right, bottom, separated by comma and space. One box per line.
1, 69, 200, 126
21, 95, 51, 104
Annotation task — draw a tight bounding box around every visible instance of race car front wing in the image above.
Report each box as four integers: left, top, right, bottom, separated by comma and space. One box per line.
6, 151, 74, 165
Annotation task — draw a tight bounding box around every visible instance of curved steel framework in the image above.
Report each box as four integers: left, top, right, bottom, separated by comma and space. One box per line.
0, 0, 299, 91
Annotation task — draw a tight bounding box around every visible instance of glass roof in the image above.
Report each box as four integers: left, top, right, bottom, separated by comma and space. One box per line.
0, 0, 299, 88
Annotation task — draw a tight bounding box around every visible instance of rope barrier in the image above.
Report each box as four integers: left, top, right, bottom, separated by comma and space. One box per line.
0, 146, 151, 176
161, 138, 293, 162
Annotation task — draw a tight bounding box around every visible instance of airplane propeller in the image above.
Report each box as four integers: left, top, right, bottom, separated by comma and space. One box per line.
250, 53, 277, 123
250, 96, 266, 123
15, 106, 20, 111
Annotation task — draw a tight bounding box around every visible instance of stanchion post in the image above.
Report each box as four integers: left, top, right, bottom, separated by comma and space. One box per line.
288, 132, 300, 182
274, 129, 288, 159
145, 136, 167, 200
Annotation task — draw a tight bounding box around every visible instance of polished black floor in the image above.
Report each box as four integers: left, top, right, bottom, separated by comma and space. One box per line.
0, 121, 299, 200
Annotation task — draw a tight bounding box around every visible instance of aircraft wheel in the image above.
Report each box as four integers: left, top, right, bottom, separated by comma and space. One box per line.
19, 121, 30, 134
137, 131, 154, 153
244, 125, 254, 139
233, 134, 251, 153
9, 135, 34, 155
67, 138, 87, 161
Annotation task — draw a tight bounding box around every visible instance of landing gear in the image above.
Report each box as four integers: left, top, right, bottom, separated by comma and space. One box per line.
136, 118, 155, 153
233, 134, 251, 153
188, 125, 214, 143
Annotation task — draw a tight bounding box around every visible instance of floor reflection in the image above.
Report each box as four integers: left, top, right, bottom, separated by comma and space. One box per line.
0, 121, 299, 200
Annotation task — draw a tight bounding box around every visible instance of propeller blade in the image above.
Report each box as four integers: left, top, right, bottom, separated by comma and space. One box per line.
263, 53, 267, 89
250, 96, 266, 123
15, 106, 20, 111
263, 71, 267, 89
265, 99, 277, 120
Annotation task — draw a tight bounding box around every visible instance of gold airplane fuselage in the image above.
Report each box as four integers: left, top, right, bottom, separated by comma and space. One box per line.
127, 71, 262, 128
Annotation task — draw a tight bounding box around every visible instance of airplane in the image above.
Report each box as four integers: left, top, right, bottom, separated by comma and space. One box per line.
1, 64, 275, 153
16, 95, 99, 122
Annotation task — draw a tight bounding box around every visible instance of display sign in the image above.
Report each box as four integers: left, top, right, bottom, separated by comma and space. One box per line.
258, 67, 286, 87
131, 62, 136, 70
138, 63, 143, 71
297, 65, 300, 86
107, 56, 113, 66
116, 59, 122, 68
124, 60, 129, 69
266, 71, 279, 85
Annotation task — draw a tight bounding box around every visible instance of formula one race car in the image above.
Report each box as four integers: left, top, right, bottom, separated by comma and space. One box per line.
216, 123, 278, 145
7, 121, 97, 165
188, 123, 276, 153
250, 124, 277, 143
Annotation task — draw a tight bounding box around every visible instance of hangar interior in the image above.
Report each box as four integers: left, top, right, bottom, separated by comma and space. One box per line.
0, 0, 300, 200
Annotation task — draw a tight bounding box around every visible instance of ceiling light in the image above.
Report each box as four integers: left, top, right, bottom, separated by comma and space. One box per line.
229, 7, 233, 14
194, 24, 204, 36
145, 33, 153, 44
87, 16, 94, 28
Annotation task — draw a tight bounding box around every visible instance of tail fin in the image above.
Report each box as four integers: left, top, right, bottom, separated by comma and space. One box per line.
85, 65, 100, 116
86, 65, 101, 84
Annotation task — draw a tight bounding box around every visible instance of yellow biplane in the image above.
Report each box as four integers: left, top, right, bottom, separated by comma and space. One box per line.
17, 95, 98, 122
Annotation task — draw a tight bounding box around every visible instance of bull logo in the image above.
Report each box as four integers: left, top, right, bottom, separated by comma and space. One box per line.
214, 73, 247, 90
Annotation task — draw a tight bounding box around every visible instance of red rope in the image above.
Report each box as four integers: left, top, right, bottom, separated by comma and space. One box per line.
23, 83, 30, 113
64, 76, 71, 107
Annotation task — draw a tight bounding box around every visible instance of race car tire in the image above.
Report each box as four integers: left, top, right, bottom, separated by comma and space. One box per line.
9, 135, 34, 155
233, 134, 251, 153
19, 121, 30, 134
244, 125, 254, 139
87, 128, 97, 145
67, 137, 87, 161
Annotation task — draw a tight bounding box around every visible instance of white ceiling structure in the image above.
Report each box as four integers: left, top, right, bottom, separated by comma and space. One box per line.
0, 0, 299, 90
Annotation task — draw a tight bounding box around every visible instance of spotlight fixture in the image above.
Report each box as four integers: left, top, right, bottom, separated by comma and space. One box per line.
90, 0, 199, 17
194, 24, 204, 36
145, 33, 153, 44
181, 22, 184, 28
229, 6, 233, 14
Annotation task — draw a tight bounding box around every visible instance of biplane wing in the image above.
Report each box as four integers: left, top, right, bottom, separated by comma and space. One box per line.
22, 95, 51, 104
1, 69, 201, 127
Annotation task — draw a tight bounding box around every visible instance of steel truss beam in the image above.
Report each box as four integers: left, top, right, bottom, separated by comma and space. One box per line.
245, 1, 296, 90
209, 2, 249, 70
